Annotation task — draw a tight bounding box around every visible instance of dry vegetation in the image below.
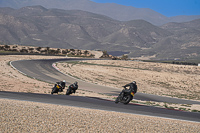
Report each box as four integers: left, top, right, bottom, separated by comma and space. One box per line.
0, 44, 99, 57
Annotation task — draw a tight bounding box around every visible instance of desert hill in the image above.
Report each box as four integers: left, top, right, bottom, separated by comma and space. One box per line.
0, 6, 200, 60
0, 0, 200, 26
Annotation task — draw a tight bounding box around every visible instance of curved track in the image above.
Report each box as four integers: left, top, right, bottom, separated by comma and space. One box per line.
0, 58, 199, 122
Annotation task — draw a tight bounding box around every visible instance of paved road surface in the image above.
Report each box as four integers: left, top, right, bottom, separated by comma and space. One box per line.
1, 91, 200, 122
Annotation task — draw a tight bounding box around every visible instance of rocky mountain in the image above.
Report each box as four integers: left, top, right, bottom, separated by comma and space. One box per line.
0, 6, 199, 60
0, 0, 200, 26
128, 19, 200, 60
156, 19, 200, 59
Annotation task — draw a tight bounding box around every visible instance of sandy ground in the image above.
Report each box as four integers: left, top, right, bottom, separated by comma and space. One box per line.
1, 99, 200, 133
0, 55, 200, 132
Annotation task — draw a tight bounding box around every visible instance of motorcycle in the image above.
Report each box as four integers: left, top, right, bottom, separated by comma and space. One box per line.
66, 84, 78, 95
115, 87, 135, 104
51, 83, 63, 94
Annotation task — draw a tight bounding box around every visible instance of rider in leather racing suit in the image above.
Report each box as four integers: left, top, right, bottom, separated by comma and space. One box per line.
68, 81, 78, 93
56, 80, 66, 92
122, 81, 137, 97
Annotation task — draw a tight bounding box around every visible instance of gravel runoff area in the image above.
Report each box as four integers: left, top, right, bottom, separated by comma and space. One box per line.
1, 99, 200, 133
1, 55, 200, 132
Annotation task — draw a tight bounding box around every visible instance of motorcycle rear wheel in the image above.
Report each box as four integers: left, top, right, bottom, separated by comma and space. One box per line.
123, 95, 133, 104
66, 89, 71, 95
51, 87, 58, 94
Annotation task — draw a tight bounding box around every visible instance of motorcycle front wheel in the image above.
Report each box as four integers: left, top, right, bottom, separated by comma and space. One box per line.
115, 96, 120, 103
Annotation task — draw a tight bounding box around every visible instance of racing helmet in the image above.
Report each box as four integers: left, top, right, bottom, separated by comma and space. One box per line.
63, 80, 66, 83
132, 81, 136, 84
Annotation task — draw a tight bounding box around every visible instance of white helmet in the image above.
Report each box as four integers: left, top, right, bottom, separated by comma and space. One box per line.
132, 81, 136, 84
63, 80, 66, 83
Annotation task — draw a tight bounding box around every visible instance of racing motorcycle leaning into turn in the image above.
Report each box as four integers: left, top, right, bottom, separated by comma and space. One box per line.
115, 86, 135, 104
51, 80, 66, 94
66, 81, 78, 95
115, 81, 137, 104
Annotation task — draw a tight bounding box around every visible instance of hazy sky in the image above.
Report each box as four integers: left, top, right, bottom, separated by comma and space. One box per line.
91, 0, 200, 17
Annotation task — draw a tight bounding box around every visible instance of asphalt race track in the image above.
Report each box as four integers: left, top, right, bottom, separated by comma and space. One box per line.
1, 91, 200, 122
1, 58, 199, 122
10, 58, 200, 104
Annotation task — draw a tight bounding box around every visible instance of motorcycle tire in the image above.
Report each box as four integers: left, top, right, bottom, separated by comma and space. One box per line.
115, 96, 120, 104
66, 89, 71, 95
51, 87, 58, 94
123, 95, 133, 104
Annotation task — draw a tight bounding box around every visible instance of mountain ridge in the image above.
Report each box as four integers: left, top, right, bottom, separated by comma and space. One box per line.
0, 6, 199, 60
0, 0, 200, 25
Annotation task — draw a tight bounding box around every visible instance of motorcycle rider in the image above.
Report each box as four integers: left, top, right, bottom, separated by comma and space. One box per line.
68, 81, 78, 93
56, 80, 66, 92
121, 81, 137, 97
